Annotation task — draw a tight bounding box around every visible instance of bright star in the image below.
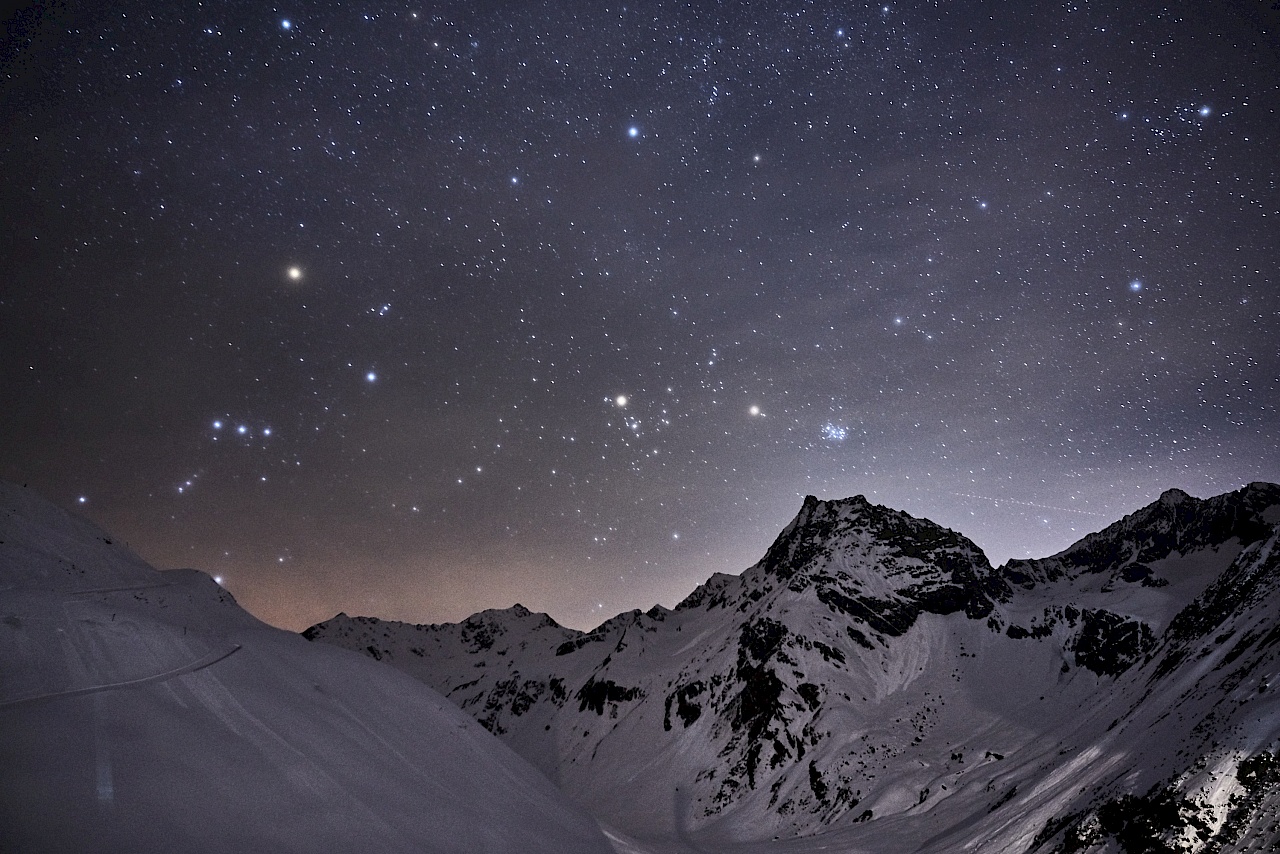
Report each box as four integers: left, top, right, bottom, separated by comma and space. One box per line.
1198, 105, 1211, 117
749, 405, 761, 416
366, 371, 377, 382
281, 19, 292, 30
615, 395, 628, 407
1129, 280, 1143, 292
212, 420, 223, 430
287, 266, 302, 281
628, 126, 639, 138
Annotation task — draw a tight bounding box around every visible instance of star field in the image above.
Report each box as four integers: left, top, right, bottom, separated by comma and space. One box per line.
2, 2, 1278, 631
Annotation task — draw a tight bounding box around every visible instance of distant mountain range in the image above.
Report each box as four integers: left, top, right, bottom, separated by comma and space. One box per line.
306, 483, 1280, 853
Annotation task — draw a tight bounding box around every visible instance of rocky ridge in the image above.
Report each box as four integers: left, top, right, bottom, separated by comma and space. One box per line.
306, 483, 1280, 852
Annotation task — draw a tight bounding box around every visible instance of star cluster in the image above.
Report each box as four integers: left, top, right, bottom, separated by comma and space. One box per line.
2, 2, 1277, 631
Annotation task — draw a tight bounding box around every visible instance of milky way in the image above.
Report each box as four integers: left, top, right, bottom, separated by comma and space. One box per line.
3, 2, 1277, 630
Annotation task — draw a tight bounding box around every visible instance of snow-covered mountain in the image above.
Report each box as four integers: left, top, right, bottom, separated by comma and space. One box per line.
306, 483, 1280, 853
0, 481, 614, 854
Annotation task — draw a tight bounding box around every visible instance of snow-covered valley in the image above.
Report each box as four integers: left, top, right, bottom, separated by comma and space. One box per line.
4, 477, 1278, 852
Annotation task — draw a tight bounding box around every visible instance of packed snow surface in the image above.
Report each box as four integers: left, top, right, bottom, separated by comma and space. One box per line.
0, 481, 613, 854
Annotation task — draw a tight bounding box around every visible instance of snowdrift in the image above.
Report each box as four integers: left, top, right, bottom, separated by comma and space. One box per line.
0, 481, 612, 854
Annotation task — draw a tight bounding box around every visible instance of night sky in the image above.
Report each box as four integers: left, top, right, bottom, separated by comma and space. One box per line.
3, 2, 1278, 632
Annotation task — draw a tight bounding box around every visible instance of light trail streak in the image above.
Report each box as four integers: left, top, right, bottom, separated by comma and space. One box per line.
949, 492, 1108, 517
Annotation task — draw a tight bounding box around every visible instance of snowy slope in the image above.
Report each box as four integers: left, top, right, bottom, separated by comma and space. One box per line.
307, 483, 1280, 853
0, 481, 613, 854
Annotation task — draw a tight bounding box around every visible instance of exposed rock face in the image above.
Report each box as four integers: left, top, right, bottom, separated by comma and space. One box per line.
306, 483, 1280, 851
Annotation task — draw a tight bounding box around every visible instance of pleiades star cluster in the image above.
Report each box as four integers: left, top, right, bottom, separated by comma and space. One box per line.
2, 1, 1277, 630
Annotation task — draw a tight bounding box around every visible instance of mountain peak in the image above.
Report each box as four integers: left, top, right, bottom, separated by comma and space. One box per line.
672, 493, 1009, 636
1243, 480, 1280, 503
755, 493, 991, 585
1003, 481, 1280, 588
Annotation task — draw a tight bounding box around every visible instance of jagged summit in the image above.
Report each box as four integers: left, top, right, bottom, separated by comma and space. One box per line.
755, 493, 992, 584
1002, 481, 1280, 590
675, 492, 1008, 637
1158, 487, 1193, 506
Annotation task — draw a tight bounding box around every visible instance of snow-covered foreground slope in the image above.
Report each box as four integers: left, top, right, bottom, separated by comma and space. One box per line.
308, 484, 1280, 853
0, 481, 613, 854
